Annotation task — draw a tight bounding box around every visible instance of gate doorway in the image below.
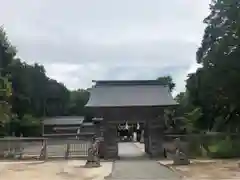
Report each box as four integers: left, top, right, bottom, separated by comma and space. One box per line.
117, 122, 143, 142
118, 122, 148, 159
116, 122, 148, 159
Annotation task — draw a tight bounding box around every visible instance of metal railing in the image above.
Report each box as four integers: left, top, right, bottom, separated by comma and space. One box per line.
0, 136, 92, 160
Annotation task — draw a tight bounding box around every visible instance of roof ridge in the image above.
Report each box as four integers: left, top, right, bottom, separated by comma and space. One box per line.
93, 80, 168, 86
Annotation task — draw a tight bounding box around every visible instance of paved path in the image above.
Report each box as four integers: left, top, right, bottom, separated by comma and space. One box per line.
107, 142, 180, 180
118, 142, 146, 158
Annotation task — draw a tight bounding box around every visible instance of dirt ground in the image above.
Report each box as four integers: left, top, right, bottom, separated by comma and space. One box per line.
134, 142, 240, 180
0, 160, 112, 180
160, 159, 240, 180
2, 143, 240, 180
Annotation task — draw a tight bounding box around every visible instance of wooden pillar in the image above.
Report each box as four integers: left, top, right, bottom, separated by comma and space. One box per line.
93, 118, 104, 138
94, 122, 101, 137
99, 122, 104, 137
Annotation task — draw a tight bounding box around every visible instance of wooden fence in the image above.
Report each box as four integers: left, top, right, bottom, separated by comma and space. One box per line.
0, 136, 92, 160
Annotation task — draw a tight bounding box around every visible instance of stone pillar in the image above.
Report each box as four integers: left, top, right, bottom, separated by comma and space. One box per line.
103, 123, 118, 159
144, 123, 150, 154
93, 121, 105, 158
148, 117, 165, 157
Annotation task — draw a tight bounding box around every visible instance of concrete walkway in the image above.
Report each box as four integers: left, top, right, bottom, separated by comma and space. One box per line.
118, 142, 146, 158
107, 142, 180, 180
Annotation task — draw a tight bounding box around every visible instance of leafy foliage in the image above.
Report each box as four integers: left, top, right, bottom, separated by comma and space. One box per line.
66, 89, 89, 116
0, 26, 16, 72
208, 136, 240, 158
0, 76, 12, 135
156, 76, 175, 92
184, 0, 240, 132
183, 107, 203, 133
6, 60, 71, 118
0, 27, 90, 136
20, 114, 42, 136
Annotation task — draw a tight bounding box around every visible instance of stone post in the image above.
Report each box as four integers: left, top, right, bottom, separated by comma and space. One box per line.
65, 142, 70, 159
140, 130, 144, 143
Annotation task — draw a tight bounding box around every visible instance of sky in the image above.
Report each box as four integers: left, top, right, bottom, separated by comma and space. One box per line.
1, 0, 210, 96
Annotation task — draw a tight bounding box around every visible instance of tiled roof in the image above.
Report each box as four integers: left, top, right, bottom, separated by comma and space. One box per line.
86, 80, 177, 107
43, 116, 84, 125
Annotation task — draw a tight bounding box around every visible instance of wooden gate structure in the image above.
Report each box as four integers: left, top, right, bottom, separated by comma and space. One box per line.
85, 80, 177, 159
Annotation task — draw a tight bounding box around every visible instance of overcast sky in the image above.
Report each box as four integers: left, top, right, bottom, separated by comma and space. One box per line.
1, 0, 210, 96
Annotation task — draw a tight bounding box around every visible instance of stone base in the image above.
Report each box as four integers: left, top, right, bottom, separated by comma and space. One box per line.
173, 158, 190, 165
84, 161, 101, 168
104, 155, 120, 160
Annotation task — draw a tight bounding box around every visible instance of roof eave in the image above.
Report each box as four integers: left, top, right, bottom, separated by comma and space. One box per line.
85, 104, 178, 108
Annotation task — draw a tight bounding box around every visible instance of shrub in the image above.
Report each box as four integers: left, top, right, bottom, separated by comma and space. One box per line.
208, 136, 240, 158
20, 114, 42, 137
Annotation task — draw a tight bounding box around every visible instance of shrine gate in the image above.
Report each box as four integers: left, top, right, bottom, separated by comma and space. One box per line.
85, 80, 177, 159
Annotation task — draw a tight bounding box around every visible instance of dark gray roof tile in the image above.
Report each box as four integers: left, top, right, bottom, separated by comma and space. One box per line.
86, 84, 177, 107
43, 116, 84, 125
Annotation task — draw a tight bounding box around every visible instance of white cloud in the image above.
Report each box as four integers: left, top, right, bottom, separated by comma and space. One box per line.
1, 0, 211, 94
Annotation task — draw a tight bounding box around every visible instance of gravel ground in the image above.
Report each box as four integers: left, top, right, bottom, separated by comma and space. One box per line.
3, 142, 240, 180
0, 160, 112, 180
159, 159, 240, 180
134, 142, 240, 180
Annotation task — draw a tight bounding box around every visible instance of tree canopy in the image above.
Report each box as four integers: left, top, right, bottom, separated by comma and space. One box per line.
0, 27, 90, 136
156, 76, 176, 92
179, 0, 240, 132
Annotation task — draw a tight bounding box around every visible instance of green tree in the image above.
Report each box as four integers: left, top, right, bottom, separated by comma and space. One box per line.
0, 27, 15, 135
0, 76, 12, 135
156, 76, 175, 92
186, 0, 240, 132
0, 27, 16, 72
175, 92, 185, 104
66, 89, 89, 116
45, 79, 70, 116
0, 27, 72, 136
6, 59, 70, 118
